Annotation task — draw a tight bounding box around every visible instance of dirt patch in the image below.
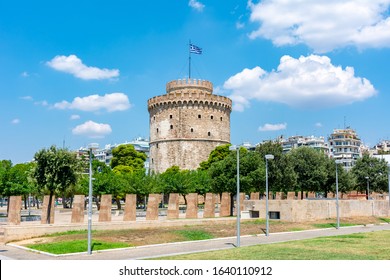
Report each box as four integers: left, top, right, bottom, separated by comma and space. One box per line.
14, 216, 387, 248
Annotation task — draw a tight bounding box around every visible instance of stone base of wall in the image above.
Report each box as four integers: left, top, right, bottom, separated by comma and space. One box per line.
244, 200, 390, 222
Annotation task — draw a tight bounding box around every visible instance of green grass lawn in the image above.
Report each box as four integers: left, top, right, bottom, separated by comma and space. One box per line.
27, 239, 131, 254
154, 231, 390, 260
26, 229, 213, 254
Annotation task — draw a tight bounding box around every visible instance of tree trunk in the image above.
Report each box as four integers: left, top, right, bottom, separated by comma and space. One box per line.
62, 194, 66, 208
96, 195, 101, 210
23, 194, 28, 209
35, 196, 40, 209
6, 196, 10, 216
230, 194, 234, 216
47, 192, 53, 224
116, 196, 121, 210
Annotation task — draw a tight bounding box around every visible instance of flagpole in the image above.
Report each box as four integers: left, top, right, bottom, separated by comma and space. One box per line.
189, 40, 191, 79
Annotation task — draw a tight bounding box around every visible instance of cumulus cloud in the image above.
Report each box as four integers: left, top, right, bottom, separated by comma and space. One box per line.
54, 93, 131, 112
72, 120, 112, 138
47, 55, 119, 80
189, 0, 205, 12
248, 0, 390, 52
259, 123, 287, 131
224, 54, 376, 111
315, 122, 323, 128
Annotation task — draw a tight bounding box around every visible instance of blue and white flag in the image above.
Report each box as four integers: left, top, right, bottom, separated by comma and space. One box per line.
189, 43, 202, 54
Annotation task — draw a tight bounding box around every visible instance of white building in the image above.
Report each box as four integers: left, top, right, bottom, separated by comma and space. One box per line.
279, 135, 329, 154
328, 128, 361, 171
78, 137, 150, 172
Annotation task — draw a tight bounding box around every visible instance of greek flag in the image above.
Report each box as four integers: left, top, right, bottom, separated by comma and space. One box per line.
190, 43, 202, 54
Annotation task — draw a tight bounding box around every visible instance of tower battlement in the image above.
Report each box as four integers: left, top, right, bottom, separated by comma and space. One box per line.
166, 78, 213, 94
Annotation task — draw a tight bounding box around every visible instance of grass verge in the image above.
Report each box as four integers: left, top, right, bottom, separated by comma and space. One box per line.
27, 239, 131, 254
154, 231, 390, 260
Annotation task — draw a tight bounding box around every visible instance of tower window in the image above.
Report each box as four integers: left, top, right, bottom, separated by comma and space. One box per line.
157, 128, 159, 133
211, 115, 213, 119
220, 117, 223, 121
153, 116, 155, 120
198, 114, 201, 119
191, 128, 194, 133
170, 125, 173, 129
208, 132, 211, 136
170, 115, 172, 119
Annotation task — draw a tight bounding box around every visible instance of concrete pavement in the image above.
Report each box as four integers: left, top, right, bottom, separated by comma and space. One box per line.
1, 223, 389, 260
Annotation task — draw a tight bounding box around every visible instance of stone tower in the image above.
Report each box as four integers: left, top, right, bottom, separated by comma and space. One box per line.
148, 78, 232, 173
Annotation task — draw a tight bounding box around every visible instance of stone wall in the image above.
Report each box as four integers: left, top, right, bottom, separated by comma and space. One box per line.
244, 199, 390, 222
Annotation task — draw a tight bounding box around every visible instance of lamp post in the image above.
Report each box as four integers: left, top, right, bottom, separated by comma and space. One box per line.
365, 176, 370, 200
335, 160, 342, 229
265, 154, 274, 237
229, 145, 240, 247
388, 164, 390, 207
87, 143, 99, 255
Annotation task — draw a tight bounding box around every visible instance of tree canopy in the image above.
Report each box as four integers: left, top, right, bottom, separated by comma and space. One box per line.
32, 146, 80, 223
110, 144, 147, 173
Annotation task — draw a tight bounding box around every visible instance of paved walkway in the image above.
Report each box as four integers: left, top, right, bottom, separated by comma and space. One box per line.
1, 223, 389, 260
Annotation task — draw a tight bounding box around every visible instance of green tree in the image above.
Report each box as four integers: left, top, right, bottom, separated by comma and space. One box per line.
351, 154, 388, 196
208, 149, 264, 215
0, 160, 13, 210
255, 141, 297, 194
32, 146, 79, 223
110, 144, 147, 173
160, 166, 193, 204
323, 158, 354, 197
288, 147, 328, 198
7, 162, 36, 209
187, 169, 212, 197
199, 144, 231, 170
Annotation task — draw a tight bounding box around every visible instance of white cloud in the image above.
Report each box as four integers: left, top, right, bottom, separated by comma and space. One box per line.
54, 93, 131, 112
248, 0, 390, 52
189, 0, 205, 12
259, 123, 287, 131
224, 54, 376, 111
70, 114, 80, 120
47, 55, 119, 80
11, 118, 20, 125
34, 100, 48, 107
315, 122, 323, 128
21, 71, 29, 77
20, 96, 33, 101
236, 21, 245, 29
72, 120, 112, 138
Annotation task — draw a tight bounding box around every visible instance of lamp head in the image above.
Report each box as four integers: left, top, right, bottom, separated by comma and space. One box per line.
265, 154, 274, 160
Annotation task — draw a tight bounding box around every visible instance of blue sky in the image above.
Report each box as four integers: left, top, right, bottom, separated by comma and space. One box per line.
1, 0, 390, 164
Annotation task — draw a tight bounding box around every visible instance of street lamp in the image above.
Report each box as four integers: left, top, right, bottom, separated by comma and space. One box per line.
388, 164, 390, 207
87, 143, 99, 255
365, 176, 370, 200
229, 145, 241, 247
335, 160, 342, 229
265, 154, 274, 237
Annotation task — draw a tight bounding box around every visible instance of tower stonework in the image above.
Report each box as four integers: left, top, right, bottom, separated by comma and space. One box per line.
148, 78, 232, 173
